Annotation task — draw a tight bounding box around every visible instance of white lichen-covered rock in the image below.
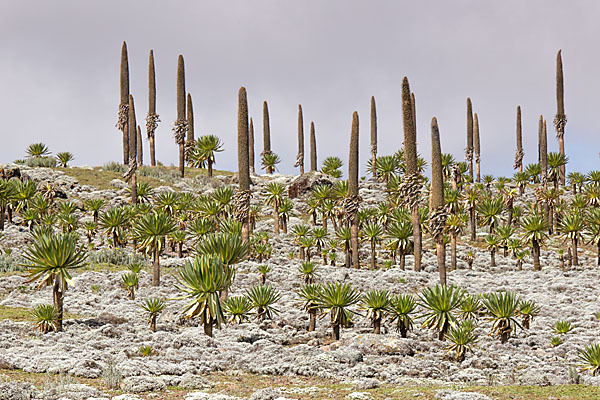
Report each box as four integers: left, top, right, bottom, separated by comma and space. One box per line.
40, 383, 107, 400
185, 392, 242, 400
110, 179, 128, 189
248, 388, 291, 400
435, 389, 492, 400
111, 395, 143, 400
350, 378, 380, 389
20, 166, 78, 191
120, 376, 166, 393
0, 380, 37, 400
178, 373, 214, 390
345, 392, 371, 400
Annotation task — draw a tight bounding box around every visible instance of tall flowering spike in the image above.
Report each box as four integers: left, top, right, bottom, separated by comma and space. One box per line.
349, 112, 359, 197
249, 117, 255, 174
370, 96, 377, 178
540, 117, 549, 222
310, 121, 317, 172
555, 49, 566, 184
466, 97, 474, 181
403, 84, 417, 175
174, 55, 187, 178
117, 41, 130, 165
556, 50, 565, 117
542, 119, 548, 188
295, 104, 305, 174
120, 44, 130, 109
263, 101, 271, 152
474, 113, 481, 183
236, 87, 251, 243
514, 106, 523, 172
186, 93, 195, 162
411, 92, 417, 138
402, 77, 421, 271
430, 117, 446, 286
348, 111, 360, 269
136, 125, 143, 166
262, 101, 273, 174
538, 115, 548, 190
127, 94, 137, 204
146, 49, 159, 167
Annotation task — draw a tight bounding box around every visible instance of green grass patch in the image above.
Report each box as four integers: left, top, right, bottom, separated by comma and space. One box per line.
55, 167, 165, 190
55, 166, 232, 191
0, 305, 84, 322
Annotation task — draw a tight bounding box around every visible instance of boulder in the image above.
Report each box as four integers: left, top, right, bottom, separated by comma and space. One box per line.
110, 179, 128, 189
179, 373, 215, 390
0, 164, 21, 180
121, 376, 166, 393
352, 378, 380, 389
288, 171, 336, 199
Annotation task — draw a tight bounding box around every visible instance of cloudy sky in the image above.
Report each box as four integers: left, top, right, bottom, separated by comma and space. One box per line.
1, 1, 599, 177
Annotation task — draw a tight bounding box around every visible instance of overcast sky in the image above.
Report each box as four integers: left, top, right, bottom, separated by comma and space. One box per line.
1, 1, 599, 178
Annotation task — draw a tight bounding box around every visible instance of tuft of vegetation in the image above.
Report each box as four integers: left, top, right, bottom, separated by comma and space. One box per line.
297, 283, 322, 332
518, 300, 540, 329
317, 282, 361, 340
223, 296, 253, 324
554, 320, 573, 335
21, 232, 87, 332
26, 142, 51, 158
30, 304, 59, 333
321, 156, 343, 178
459, 295, 482, 321
578, 343, 600, 376
256, 264, 270, 285
121, 272, 138, 300
298, 261, 318, 284
139, 345, 154, 357
261, 152, 281, 173
140, 297, 166, 332
482, 291, 521, 343
56, 152, 74, 167
101, 358, 122, 389
388, 294, 417, 338
446, 321, 478, 362
419, 284, 464, 340
246, 285, 281, 321
175, 255, 234, 336
361, 289, 390, 334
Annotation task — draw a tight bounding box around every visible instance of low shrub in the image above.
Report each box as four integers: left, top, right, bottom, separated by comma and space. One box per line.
88, 248, 148, 267
102, 161, 126, 173
25, 157, 57, 168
